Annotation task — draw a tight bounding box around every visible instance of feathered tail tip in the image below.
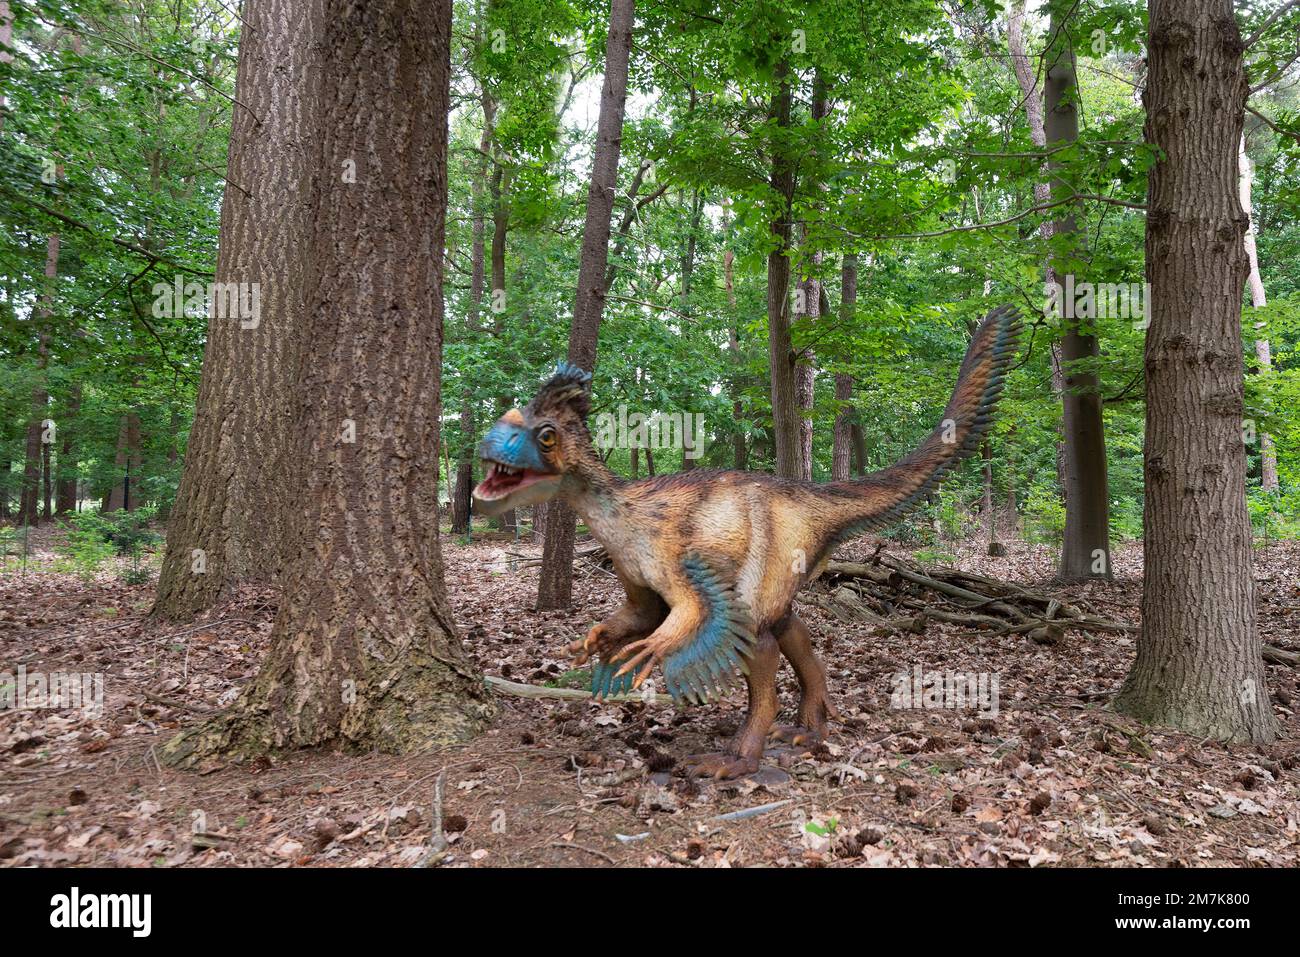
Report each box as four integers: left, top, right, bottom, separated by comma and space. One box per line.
829, 303, 1023, 542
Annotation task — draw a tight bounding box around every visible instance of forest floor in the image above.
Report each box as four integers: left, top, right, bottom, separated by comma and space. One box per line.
1, 524, 1298, 868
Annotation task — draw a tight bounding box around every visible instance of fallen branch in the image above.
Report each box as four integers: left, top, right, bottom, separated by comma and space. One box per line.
818, 556, 1137, 638
485, 674, 673, 705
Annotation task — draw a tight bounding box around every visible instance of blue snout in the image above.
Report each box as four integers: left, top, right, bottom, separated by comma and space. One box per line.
478, 422, 548, 472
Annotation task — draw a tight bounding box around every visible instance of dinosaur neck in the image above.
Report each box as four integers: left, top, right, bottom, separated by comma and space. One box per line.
559, 438, 624, 524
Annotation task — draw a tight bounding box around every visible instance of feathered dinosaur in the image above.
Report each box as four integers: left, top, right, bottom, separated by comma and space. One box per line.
474, 304, 1022, 779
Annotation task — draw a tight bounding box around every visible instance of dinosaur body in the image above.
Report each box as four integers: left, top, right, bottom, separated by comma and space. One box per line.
475, 304, 1022, 778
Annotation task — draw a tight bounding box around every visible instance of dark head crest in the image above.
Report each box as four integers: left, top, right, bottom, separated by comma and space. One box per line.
528, 361, 593, 420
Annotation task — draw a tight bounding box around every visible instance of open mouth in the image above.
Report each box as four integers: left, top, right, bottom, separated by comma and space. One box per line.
474, 459, 553, 501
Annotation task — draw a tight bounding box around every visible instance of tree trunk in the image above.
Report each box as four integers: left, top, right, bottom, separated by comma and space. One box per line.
794, 72, 830, 482
831, 254, 858, 481
1044, 0, 1111, 580
1113, 0, 1276, 744
164, 0, 491, 766
153, 0, 317, 619
1007, 0, 1068, 492
794, 242, 819, 482
18, 234, 58, 527
488, 159, 516, 533
537, 0, 635, 610
767, 61, 799, 479
1238, 137, 1279, 493
724, 228, 747, 470
452, 89, 494, 537
103, 412, 142, 512
55, 382, 80, 515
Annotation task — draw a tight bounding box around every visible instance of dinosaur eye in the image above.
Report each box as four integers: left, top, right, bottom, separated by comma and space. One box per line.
537, 426, 557, 452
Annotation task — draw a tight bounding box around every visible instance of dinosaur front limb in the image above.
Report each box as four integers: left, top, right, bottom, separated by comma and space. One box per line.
610, 601, 704, 688
681, 629, 781, 780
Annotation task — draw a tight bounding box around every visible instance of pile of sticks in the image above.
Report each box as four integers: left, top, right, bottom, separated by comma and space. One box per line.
805, 552, 1135, 645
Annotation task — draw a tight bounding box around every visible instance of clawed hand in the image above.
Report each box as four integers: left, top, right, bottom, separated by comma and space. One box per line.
609, 637, 667, 688
566, 623, 607, 666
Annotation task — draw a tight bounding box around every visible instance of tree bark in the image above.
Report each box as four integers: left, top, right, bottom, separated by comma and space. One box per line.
1007, 0, 1068, 491
153, 0, 318, 619
1238, 136, 1279, 493
831, 254, 858, 481
452, 86, 494, 537
18, 233, 58, 527
489, 160, 516, 534
1113, 0, 1276, 744
104, 412, 142, 512
767, 60, 799, 479
723, 216, 747, 470
794, 72, 830, 482
55, 382, 81, 515
537, 0, 635, 610
164, 0, 491, 765
1044, 0, 1111, 580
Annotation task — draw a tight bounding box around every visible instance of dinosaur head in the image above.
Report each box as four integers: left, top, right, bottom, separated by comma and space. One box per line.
472, 362, 594, 516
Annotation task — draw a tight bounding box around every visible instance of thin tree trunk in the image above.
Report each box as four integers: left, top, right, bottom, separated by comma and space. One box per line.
41, 442, 51, 519
452, 84, 493, 537
55, 382, 80, 515
767, 61, 799, 479
537, 0, 635, 610
1114, 0, 1276, 744
164, 0, 491, 766
19, 232, 58, 526
452, 89, 491, 535
489, 160, 516, 534
794, 71, 830, 482
723, 221, 747, 470
153, 0, 318, 619
679, 186, 703, 472
1238, 136, 1279, 493
1008, 0, 1067, 491
831, 254, 858, 481
1043, 0, 1111, 580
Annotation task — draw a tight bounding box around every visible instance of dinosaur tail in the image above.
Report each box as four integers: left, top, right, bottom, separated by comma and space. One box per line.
822, 304, 1022, 544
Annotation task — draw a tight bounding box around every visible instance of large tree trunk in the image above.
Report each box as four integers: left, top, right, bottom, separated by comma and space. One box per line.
1044, 0, 1111, 580
1238, 137, 1279, 493
1114, 0, 1276, 744
831, 254, 858, 481
537, 0, 635, 610
165, 0, 491, 766
767, 61, 799, 479
153, 0, 317, 619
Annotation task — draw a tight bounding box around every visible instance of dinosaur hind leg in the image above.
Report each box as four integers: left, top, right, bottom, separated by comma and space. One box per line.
769, 611, 839, 747
681, 628, 780, 780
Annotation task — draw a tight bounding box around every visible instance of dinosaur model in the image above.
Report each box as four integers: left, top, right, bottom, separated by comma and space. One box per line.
473, 304, 1022, 779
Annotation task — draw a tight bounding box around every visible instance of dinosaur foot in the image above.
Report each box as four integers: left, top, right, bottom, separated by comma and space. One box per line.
680, 751, 761, 781
767, 724, 823, 749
